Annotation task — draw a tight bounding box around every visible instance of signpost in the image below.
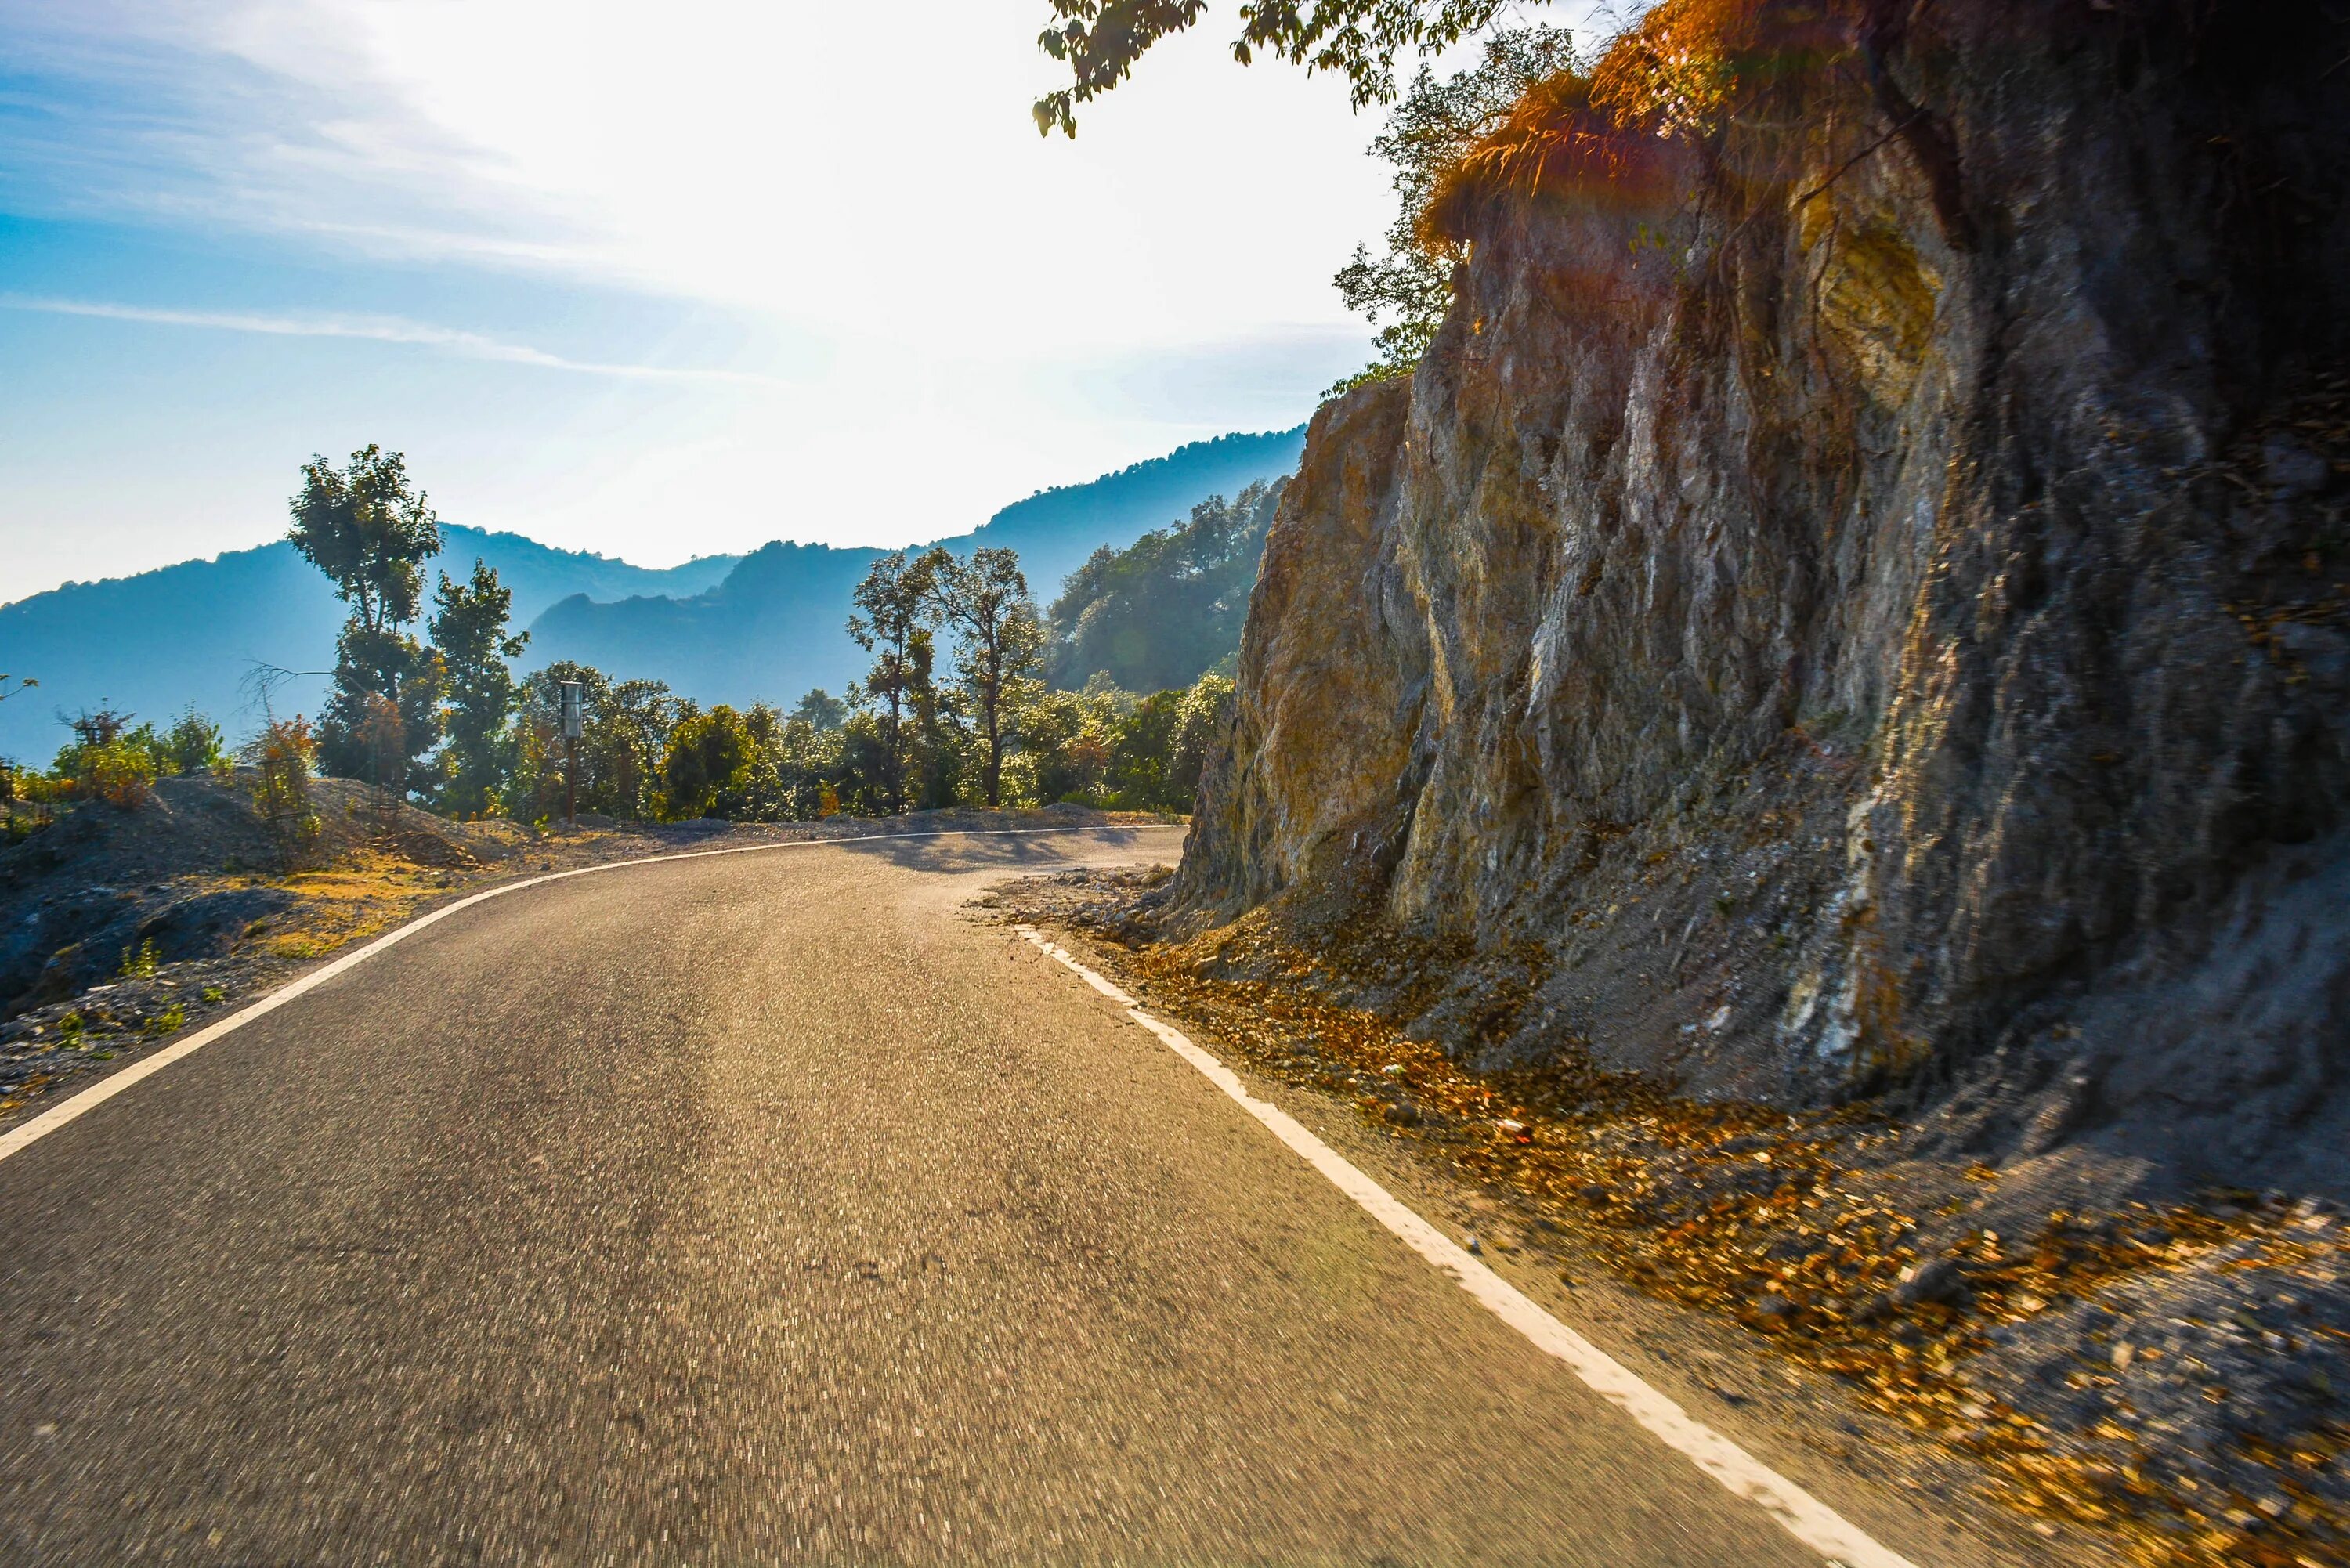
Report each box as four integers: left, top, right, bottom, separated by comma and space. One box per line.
559, 681, 584, 829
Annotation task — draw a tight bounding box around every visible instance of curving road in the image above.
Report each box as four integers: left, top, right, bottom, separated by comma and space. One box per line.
0, 828, 1847, 1565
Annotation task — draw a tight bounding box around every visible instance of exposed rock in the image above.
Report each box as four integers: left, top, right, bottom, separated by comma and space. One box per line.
1173, 2, 2350, 1196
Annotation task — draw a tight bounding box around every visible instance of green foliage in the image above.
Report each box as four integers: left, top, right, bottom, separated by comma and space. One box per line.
429, 559, 528, 817
240, 714, 321, 869
119, 938, 160, 979
1332, 26, 1582, 389
793, 688, 848, 731
287, 446, 443, 635
847, 551, 945, 816
508, 663, 685, 822
52, 708, 157, 808
1032, 0, 1508, 135
925, 547, 1047, 807
657, 705, 757, 821
1009, 669, 1231, 811
157, 705, 228, 775
290, 447, 449, 793
57, 1012, 84, 1050
143, 1003, 185, 1039
1046, 479, 1281, 692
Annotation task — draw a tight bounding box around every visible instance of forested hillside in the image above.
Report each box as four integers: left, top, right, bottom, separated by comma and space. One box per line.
1044, 479, 1282, 692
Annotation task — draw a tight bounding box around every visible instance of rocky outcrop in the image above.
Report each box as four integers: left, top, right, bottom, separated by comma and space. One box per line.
1177, 1, 2350, 1190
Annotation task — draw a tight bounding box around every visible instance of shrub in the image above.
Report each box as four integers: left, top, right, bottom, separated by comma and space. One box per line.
161, 705, 229, 775
77, 739, 157, 808
656, 705, 754, 821
242, 715, 322, 869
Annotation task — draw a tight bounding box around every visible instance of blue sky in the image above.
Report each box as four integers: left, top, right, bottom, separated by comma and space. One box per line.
0, 0, 1603, 602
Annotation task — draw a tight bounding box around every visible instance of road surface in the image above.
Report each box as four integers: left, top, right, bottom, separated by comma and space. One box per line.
0, 827, 1851, 1565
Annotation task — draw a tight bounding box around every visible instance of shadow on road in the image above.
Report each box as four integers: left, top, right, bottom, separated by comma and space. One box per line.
829, 826, 1176, 876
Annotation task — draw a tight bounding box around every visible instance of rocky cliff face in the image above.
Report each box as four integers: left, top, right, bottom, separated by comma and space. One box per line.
1177, 1, 2350, 1191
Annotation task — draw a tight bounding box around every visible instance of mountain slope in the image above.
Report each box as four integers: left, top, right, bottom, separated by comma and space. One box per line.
0, 425, 1308, 759
525, 425, 1308, 709
0, 528, 736, 762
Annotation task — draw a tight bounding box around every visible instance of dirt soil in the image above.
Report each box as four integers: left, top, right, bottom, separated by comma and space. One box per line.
983, 867, 2349, 1568
0, 775, 1160, 1134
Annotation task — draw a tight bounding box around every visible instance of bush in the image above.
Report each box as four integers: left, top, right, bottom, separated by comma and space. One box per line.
242, 715, 322, 869
77, 740, 157, 808
656, 706, 754, 821
160, 706, 230, 775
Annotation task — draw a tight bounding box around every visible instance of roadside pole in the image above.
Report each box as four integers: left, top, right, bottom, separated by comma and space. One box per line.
559, 681, 583, 829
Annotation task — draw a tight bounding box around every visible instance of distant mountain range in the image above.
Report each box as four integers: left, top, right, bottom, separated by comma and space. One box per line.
0, 426, 1307, 761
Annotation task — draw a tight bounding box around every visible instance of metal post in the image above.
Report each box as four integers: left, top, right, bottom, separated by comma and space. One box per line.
559, 680, 584, 829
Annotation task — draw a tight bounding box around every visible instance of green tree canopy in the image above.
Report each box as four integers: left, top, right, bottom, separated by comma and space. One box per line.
1033, 0, 1509, 135
287, 446, 443, 634
847, 550, 942, 815
430, 559, 529, 817
924, 547, 1046, 808
1332, 25, 1581, 388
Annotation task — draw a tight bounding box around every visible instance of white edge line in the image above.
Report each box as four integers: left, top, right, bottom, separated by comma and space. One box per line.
0, 824, 1177, 1167
1014, 925, 1920, 1568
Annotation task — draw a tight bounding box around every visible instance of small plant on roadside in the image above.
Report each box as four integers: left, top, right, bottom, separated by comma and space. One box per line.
118, 937, 161, 979
242, 714, 322, 871
142, 1004, 185, 1039
201, 985, 226, 1005
56, 1013, 85, 1050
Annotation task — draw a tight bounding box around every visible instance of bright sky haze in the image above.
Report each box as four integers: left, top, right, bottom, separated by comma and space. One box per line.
0, 0, 1600, 601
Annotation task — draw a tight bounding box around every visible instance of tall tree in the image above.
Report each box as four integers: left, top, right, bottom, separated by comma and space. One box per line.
429, 559, 528, 817
288, 446, 446, 790
288, 446, 442, 637
925, 547, 1046, 808
847, 551, 940, 815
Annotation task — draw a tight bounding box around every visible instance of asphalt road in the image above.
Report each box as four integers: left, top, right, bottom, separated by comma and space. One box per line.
0, 827, 1832, 1566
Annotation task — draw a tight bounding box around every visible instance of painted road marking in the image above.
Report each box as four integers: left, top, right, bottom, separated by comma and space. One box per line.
0, 825, 1181, 1168
1018, 925, 1920, 1568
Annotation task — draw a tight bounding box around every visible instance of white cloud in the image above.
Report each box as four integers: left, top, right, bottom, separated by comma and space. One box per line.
0, 294, 797, 385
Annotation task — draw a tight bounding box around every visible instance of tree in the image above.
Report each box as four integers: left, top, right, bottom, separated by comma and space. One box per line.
287, 446, 447, 790
430, 560, 528, 817
1032, 0, 1509, 135
847, 551, 941, 815
288, 446, 443, 638
508, 663, 685, 822
924, 547, 1046, 808
794, 688, 848, 732
1332, 26, 1581, 388
658, 705, 755, 821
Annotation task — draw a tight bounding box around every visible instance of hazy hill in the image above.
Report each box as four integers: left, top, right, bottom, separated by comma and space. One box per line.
1, 425, 1307, 759
1044, 478, 1285, 692
0, 527, 736, 763
526, 425, 1307, 710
